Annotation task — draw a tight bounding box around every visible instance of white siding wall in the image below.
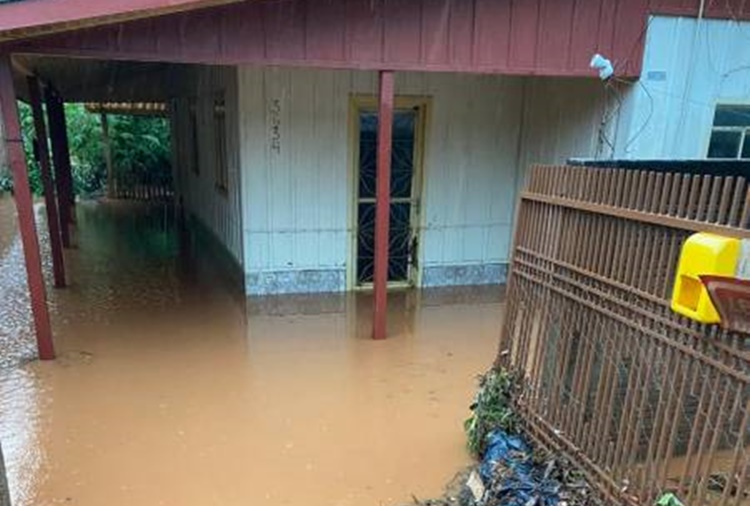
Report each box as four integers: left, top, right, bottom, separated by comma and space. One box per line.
237, 67, 526, 293
238, 67, 351, 293
516, 77, 608, 194
519, 78, 607, 168
418, 73, 524, 284
172, 65, 243, 266
615, 15, 750, 159
174, 15, 744, 295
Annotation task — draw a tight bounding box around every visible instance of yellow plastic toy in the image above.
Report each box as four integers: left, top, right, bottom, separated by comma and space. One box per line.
671, 233, 741, 324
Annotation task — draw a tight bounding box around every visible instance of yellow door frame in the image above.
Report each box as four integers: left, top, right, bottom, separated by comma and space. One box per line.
346, 94, 431, 291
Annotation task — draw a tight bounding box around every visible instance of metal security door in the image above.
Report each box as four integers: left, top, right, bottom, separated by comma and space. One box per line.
354, 104, 423, 288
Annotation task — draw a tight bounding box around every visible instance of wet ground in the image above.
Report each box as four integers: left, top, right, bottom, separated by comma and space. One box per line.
0, 196, 504, 506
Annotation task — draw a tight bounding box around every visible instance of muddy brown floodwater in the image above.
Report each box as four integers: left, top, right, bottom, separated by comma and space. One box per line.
0, 197, 503, 506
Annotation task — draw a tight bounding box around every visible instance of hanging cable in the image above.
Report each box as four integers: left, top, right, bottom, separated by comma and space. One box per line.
621, 78, 654, 154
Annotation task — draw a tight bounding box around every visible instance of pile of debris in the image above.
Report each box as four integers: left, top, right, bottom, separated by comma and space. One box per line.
406, 369, 604, 506
407, 369, 691, 506
473, 429, 603, 506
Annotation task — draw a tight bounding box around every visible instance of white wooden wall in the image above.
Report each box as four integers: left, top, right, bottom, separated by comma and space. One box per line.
514, 77, 608, 197
238, 67, 351, 284
615, 15, 750, 159
171, 14, 745, 294
237, 67, 527, 291
417, 73, 523, 278
518, 78, 607, 168
172, 65, 243, 266
167, 64, 613, 293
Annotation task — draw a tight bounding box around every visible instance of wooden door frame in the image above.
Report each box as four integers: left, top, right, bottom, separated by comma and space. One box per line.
347, 94, 430, 291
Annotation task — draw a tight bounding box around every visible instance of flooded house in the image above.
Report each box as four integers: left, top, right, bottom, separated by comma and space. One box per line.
1, 1, 750, 505
2, 0, 750, 344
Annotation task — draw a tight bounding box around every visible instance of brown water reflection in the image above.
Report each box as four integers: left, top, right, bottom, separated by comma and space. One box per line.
0, 198, 503, 506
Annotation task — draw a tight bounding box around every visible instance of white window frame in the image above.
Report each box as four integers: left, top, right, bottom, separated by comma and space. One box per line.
707, 103, 750, 160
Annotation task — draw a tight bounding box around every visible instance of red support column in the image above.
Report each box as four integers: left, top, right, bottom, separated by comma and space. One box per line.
45, 89, 74, 225
27, 76, 65, 288
372, 70, 394, 341
0, 55, 55, 360
101, 113, 114, 199
58, 99, 75, 224
45, 88, 70, 248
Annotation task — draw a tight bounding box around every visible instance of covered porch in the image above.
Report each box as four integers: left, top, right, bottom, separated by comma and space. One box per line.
0, 0, 644, 354
1, 55, 612, 359
0, 1, 652, 505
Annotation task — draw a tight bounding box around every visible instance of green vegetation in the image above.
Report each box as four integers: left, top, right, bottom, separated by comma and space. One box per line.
106, 113, 172, 196
0, 102, 171, 198
464, 368, 520, 456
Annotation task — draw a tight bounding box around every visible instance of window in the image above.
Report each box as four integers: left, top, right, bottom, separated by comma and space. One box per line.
707, 104, 750, 159
213, 92, 228, 193
188, 97, 200, 175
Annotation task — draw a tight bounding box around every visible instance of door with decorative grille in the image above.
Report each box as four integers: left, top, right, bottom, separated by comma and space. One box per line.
353, 102, 424, 288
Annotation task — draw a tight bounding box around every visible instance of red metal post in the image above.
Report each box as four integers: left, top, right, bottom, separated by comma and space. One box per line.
101, 113, 114, 199
27, 76, 66, 288
56, 95, 75, 224
372, 70, 394, 341
0, 55, 55, 360
45, 87, 70, 247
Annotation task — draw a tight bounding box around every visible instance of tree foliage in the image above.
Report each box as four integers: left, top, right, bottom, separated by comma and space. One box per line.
65, 103, 106, 196
0, 101, 41, 194
108, 113, 172, 194
0, 102, 171, 197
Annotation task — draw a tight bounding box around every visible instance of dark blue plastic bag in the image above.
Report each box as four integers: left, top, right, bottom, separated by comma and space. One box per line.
479, 430, 560, 506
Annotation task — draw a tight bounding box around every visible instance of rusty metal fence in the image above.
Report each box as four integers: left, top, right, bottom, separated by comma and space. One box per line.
109, 171, 172, 200
499, 165, 750, 506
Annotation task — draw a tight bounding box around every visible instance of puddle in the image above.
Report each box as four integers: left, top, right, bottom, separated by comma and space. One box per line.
0, 197, 503, 506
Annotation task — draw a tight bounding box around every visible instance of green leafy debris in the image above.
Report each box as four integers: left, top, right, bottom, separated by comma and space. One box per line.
464, 368, 520, 457
655, 493, 685, 506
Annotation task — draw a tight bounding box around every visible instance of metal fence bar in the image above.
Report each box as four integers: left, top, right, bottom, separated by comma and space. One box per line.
501, 164, 750, 506
111, 172, 173, 201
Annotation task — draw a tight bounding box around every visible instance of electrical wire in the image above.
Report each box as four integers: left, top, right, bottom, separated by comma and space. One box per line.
602, 3, 750, 158
619, 78, 655, 155
596, 80, 618, 159
597, 85, 613, 157
589, 0, 676, 88
598, 5, 658, 157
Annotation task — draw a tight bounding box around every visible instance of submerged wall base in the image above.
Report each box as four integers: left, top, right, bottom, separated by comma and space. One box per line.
245, 263, 507, 295
421, 263, 508, 288
246, 269, 346, 296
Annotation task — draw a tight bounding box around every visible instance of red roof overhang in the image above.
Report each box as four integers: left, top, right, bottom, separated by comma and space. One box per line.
0, 0, 243, 41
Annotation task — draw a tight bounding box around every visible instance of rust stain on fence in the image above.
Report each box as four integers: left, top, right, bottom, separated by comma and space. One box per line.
499, 165, 750, 506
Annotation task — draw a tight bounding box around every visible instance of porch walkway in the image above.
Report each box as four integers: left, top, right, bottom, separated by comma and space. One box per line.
0, 198, 503, 506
